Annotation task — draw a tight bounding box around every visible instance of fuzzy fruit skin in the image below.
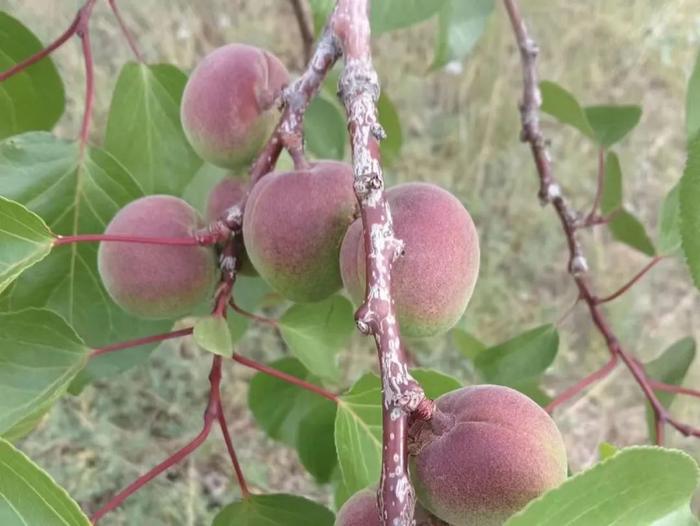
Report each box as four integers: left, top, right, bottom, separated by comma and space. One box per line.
409, 385, 568, 526
205, 176, 256, 276
335, 488, 446, 526
98, 195, 218, 319
340, 182, 479, 338
181, 43, 289, 169
242, 161, 357, 302
335, 489, 381, 526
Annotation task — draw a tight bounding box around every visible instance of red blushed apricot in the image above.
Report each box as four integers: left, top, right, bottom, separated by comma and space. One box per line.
339, 182, 479, 338
205, 176, 256, 276
409, 385, 568, 526
98, 196, 218, 319
181, 43, 289, 169
242, 161, 357, 302
335, 489, 381, 526
335, 488, 446, 526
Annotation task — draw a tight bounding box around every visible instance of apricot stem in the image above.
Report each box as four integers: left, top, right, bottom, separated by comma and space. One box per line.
594, 256, 664, 304
107, 0, 145, 62
231, 353, 338, 402
90, 327, 194, 358
217, 399, 251, 499
53, 233, 211, 247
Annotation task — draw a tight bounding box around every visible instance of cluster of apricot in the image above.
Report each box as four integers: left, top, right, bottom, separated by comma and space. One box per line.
96, 43, 567, 525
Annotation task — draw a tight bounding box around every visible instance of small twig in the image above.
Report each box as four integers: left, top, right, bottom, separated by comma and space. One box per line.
90, 327, 194, 358
594, 256, 664, 304
231, 353, 338, 402
288, 0, 314, 63
107, 0, 145, 62
0, 4, 85, 82
229, 299, 278, 328
53, 233, 215, 247
217, 400, 251, 499
651, 381, 700, 399
546, 354, 618, 413
76, 0, 97, 153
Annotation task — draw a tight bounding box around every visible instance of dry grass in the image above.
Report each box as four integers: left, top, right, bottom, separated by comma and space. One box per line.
4, 0, 700, 523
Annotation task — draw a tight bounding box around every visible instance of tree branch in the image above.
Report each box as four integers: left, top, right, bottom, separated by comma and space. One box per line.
332, 1, 426, 524
503, 0, 700, 445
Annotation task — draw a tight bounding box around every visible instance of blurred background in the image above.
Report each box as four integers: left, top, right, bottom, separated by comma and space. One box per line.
2, 0, 700, 524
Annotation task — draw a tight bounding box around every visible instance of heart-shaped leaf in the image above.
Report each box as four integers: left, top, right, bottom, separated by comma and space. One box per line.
194, 315, 232, 357
104, 63, 201, 194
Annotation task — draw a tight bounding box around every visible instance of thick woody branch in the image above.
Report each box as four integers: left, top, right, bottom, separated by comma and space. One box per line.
503, 0, 700, 444
332, 1, 426, 524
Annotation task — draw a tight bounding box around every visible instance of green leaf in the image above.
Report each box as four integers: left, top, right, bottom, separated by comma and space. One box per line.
297, 400, 337, 483
432, 0, 494, 69
333, 472, 353, 510
505, 447, 699, 526
248, 357, 329, 446
645, 338, 696, 443
686, 50, 700, 141
193, 316, 232, 357
512, 378, 552, 407
335, 374, 382, 494
0, 309, 88, 438
0, 132, 171, 392
411, 368, 461, 399
279, 295, 354, 383
451, 328, 486, 360
600, 151, 622, 216
658, 182, 682, 255
0, 196, 53, 294
681, 135, 700, 288
305, 95, 346, 161
212, 494, 334, 526
370, 0, 447, 34
181, 162, 228, 214
584, 105, 642, 147
0, 437, 91, 525
227, 276, 272, 344
608, 209, 656, 256
0, 11, 64, 139
539, 81, 595, 139
474, 325, 559, 386
377, 92, 402, 166
104, 63, 201, 195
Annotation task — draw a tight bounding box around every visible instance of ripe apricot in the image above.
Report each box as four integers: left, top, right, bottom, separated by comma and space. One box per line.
98, 195, 218, 318
410, 385, 568, 525
340, 182, 479, 338
181, 43, 289, 168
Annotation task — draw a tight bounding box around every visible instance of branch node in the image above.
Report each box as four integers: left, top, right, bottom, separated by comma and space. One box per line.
569, 253, 589, 276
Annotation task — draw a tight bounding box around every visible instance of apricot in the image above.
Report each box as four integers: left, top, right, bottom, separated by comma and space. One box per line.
409, 385, 568, 526
335, 489, 380, 526
181, 43, 290, 168
339, 182, 479, 338
335, 488, 445, 526
98, 195, 218, 319
242, 161, 357, 302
